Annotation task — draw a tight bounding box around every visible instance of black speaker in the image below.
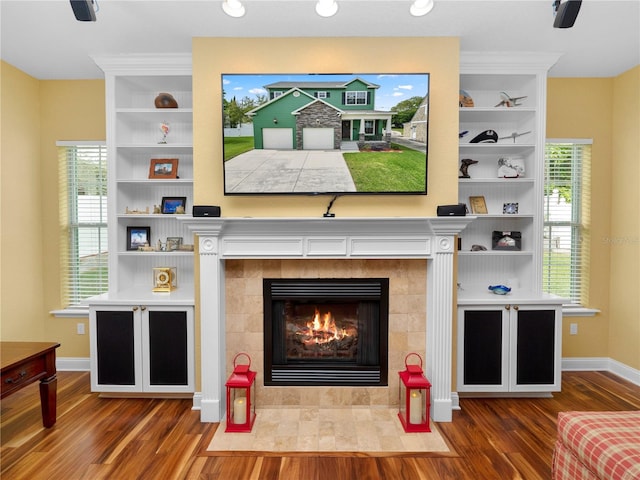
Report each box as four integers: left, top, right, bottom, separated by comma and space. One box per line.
554, 0, 582, 28
437, 204, 467, 217
193, 205, 221, 217
70, 0, 96, 22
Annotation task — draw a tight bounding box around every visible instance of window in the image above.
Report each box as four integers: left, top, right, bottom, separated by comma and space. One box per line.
58, 142, 108, 306
543, 140, 592, 306
344, 91, 368, 105
364, 120, 374, 135
315, 91, 329, 99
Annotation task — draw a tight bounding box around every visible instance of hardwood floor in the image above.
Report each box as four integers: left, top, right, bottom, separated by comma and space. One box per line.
2, 371, 639, 479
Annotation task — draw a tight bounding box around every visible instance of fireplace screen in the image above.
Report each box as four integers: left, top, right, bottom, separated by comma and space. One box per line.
264, 278, 388, 386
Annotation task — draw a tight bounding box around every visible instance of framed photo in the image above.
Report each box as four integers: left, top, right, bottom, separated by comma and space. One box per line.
127, 226, 151, 251
503, 202, 519, 214
149, 158, 179, 179
166, 236, 183, 251
161, 197, 186, 214
469, 196, 488, 214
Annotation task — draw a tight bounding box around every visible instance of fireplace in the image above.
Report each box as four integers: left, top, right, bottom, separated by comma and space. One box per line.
264, 278, 388, 386
185, 217, 473, 423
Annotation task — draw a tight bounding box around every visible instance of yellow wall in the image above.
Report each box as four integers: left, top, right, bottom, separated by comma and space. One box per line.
609, 66, 640, 370
1, 47, 638, 373
192, 37, 460, 215
0, 60, 105, 356
547, 77, 613, 358
1, 61, 45, 341
547, 67, 640, 370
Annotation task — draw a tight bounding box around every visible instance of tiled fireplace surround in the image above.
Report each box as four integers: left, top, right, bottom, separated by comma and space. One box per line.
185, 217, 472, 423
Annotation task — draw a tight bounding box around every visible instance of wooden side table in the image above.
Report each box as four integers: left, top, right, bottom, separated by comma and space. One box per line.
1, 341, 61, 427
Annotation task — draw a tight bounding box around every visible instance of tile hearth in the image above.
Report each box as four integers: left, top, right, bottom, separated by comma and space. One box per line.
207, 407, 450, 454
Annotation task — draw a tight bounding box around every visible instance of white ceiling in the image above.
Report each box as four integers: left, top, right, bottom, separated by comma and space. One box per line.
1, 0, 638, 80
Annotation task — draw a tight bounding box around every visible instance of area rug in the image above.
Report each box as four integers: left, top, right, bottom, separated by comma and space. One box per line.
206, 407, 451, 456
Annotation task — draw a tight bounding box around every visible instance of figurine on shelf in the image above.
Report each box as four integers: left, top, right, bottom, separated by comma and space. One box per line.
159, 121, 170, 144
125, 206, 150, 214
488, 285, 512, 295
153, 205, 161, 214
459, 90, 474, 107
459, 158, 478, 178
495, 92, 527, 108
154, 92, 178, 109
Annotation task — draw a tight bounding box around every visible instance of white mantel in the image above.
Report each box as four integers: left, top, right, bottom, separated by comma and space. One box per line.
183, 216, 473, 423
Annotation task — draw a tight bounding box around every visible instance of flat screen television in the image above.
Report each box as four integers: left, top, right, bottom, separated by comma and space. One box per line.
222, 73, 429, 195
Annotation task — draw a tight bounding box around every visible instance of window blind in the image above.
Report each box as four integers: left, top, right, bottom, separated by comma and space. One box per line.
543, 140, 591, 305
58, 143, 108, 306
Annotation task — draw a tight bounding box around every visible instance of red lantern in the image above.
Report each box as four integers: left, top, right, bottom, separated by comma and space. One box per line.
398, 353, 431, 432
225, 353, 257, 432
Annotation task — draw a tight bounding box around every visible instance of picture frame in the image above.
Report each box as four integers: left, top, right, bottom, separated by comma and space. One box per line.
161, 196, 186, 214
127, 226, 151, 251
503, 202, 519, 214
469, 196, 488, 214
166, 236, 183, 251
149, 158, 179, 179
492, 230, 522, 251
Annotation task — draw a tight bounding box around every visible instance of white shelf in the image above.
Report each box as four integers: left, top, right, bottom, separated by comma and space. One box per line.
117, 179, 193, 185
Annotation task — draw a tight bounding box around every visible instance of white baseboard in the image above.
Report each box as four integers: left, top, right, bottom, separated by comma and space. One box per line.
57, 357, 91, 371
56, 357, 202, 410
191, 392, 202, 410
562, 357, 640, 386
58, 356, 639, 419
451, 392, 460, 411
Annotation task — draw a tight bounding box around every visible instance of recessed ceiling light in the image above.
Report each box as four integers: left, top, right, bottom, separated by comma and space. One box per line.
222, 0, 245, 18
316, 0, 338, 18
410, 0, 434, 17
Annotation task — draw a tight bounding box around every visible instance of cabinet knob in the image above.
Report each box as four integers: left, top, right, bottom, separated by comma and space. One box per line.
505, 305, 511, 311
132, 306, 139, 312
513, 305, 519, 311
141, 306, 147, 311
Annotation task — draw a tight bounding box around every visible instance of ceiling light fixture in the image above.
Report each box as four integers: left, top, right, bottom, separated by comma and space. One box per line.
316, 0, 338, 18
410, 0, 434, 17
222, 0, 245, 18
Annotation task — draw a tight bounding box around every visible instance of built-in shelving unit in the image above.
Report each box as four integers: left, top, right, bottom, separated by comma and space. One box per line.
456, 52, 564, 396
89, 55, 195, 394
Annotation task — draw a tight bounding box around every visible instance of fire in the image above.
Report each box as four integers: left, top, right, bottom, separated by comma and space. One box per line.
299, 307, 349, 345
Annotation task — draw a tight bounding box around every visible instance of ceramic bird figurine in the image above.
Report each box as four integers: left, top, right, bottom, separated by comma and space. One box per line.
459, 158, 478, 178
488, 285, 512, 295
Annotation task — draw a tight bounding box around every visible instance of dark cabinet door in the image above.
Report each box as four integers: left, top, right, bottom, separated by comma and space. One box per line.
96, 310, 135, 385
147, 310, 188, 386
516, 309, 556, 385
462, 309, 503, 385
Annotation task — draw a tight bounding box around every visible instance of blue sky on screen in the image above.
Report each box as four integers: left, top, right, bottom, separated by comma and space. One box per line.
222, 73, 429, 112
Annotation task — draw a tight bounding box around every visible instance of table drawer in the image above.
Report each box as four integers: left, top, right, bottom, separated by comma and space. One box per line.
1, 356, 46, 397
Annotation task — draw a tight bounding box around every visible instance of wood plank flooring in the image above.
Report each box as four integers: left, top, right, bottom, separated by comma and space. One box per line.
2, 371, 639, 479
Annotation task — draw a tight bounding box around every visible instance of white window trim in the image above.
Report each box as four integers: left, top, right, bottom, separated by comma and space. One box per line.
51, 141, 107, 317
545, 138, 596, 315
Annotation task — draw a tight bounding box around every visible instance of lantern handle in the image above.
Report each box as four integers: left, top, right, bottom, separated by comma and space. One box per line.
404, 352, 423, 369
233, 352, 251, 369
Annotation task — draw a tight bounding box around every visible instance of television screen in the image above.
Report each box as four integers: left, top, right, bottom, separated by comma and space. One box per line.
222, 73, 429, 195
